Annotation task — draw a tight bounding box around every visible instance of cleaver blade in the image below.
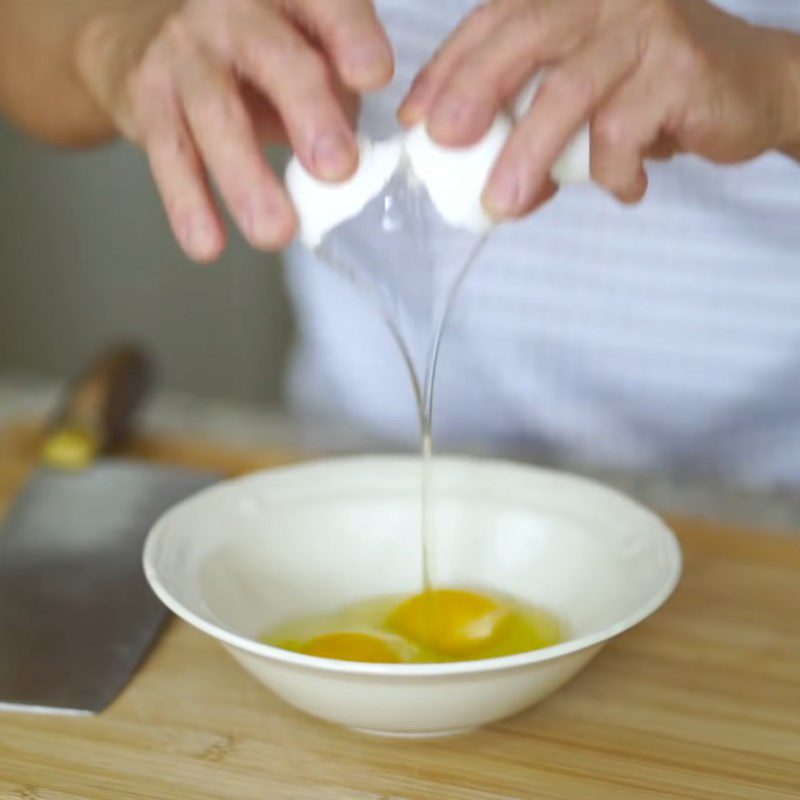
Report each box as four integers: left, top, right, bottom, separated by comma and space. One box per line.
0, 461, 215, 715
0, 345, 217, 714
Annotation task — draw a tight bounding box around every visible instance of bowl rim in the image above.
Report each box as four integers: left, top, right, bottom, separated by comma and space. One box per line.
143, 454, 683, 677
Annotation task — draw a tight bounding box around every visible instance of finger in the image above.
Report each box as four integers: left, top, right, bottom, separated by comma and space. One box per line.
483, 27, 641, 218
242, 80, 358, 143
646, 136, 677, 161
398, 0, 528, 126
591, 75, 672, 203
425, 0, 601, 145
174, 46, 297, 250
240, 79, 290, 143
242, 89, 287, 144
134, 75, 225, 262
291, 0, 393, 91
517, 177, 559, 216
227, 4, 359, 181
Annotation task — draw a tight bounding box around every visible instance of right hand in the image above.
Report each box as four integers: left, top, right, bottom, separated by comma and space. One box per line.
399, 0, 800, 218
76, 0, 393, 261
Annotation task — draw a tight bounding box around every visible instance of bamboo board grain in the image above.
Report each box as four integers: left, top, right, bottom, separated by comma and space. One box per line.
0, 422, 799, 800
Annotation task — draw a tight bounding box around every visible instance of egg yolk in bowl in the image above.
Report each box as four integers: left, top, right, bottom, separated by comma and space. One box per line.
263, 589, 564, 664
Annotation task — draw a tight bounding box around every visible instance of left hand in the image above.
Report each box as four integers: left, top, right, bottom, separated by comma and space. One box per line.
398, 0, 800, 218
75, 0, 392, 261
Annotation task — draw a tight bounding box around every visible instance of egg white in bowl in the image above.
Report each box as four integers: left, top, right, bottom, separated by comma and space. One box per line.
143, 456, 681, 738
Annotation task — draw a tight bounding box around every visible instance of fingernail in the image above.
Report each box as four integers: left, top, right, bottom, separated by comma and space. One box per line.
483, 168, 522, 219
186, 218, 218, 261
396, 97, 418, 126
243, 199, 291, 250
346, 42, 391, 81
312, 130, 356, 180
429, 95, 475, 141
398, 76, 430, 124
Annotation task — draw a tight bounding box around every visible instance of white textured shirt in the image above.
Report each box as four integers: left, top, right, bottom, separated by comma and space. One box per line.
285, 0, 800, 487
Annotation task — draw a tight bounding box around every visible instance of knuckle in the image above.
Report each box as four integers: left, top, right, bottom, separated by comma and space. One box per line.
223, 0, 255, 12
518, 3, 548, 37
642, 0, 670, 18
670, 40, 708, 83
252, 33, 326, 82
129, 53, 165, 99
463, 0, 527, 35
195, 87, 244, 131
185, 0, 243, 21
125, 65, 147, 112
181, 0, 249, 54
678, 103, 715, 146
190, 87, 222, 121
541, 68, 596, 111
592, 110, 632, 152
283, 52, 332, 99
324, 14, 360, 48
641, 0, 709, 78
639, 0, 677, 30
148, 128, 194, 166
160, 13, 197, 50
296, 49, 329, 86
466, 1, 507, 32
126, 61, 171, 134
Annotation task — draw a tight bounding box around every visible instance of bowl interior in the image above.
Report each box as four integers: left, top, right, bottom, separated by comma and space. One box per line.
145, 456, 680, 653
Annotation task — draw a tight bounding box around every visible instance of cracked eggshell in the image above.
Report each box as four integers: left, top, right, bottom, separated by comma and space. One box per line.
285, 136, 404, 248
551, 125, 591, 184
404, 115, 514, 234
512, 72, 591, 184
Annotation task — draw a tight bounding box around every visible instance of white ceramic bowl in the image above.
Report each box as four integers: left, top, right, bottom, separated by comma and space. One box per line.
143, 456, 681, 737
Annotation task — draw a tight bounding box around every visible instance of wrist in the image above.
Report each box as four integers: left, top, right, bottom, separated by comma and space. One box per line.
74, 2, 177, 143
773, 32, 800, 161
72, 12, 128, 142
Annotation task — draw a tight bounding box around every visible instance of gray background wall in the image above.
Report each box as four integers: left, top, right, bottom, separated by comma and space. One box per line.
0, 119, 293, 405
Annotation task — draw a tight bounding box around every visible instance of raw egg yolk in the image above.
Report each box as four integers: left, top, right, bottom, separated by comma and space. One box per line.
300, 632, 402, 663
389, 589, 511, 656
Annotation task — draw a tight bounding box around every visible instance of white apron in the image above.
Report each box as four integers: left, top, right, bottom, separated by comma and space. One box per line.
285, 0, 800, 487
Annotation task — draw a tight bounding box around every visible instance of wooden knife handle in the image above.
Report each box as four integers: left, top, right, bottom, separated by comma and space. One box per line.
41, 345, 154, 469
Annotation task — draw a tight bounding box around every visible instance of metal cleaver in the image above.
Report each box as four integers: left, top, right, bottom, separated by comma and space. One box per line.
0, 345, 216, 715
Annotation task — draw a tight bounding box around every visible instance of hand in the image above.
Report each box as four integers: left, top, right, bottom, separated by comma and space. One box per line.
398, 0, 800, 218
76, 0, 393, 261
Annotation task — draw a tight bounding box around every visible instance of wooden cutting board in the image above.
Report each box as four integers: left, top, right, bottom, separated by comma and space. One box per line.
0, 422, 799, 800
